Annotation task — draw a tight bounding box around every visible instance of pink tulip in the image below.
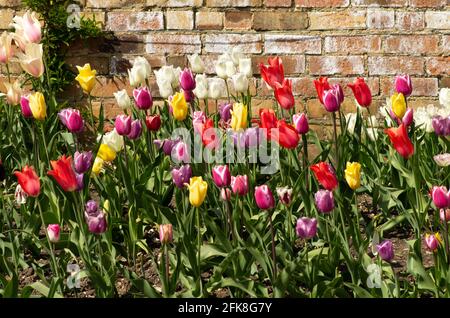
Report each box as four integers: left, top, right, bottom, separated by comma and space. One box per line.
159, 224, 173, 244
322, 84, 344, 113
115, 114, 132, 136
58, 108, 84, 133
431, 186, 450, 209
254, 185, 275, 210
127, 119, 142, 140
171, 141, 190, 163
212, 165, 231, 188
395, 74, 412, 97
231, 175, 249, 196
377, 240, 394, 261
276, 186, 292, 206
440, 209, 450, 222
292, 113, 309, 135
296, 217, 317, 239
221, 188, 231, 201
47, 224, 60, 243
133, 86, 153, 110
314, 189, 334, 213
425, 233, 440, 251
179, 68, 196, 91
20, 95, 33, 118
402, 108, 413, 127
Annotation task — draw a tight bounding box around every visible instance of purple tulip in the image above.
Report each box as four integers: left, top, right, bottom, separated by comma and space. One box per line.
171, 164, 192, 188
432, 116, 450, 136
133, 86, 153, 110
20, 95, 33, 118
212, 165, 231, 188
179, 68, 196, 91
232, 127, 261, 148
431, 186, 450, 209
127, 119, 142, 140
254, 185, 275, 210
377, 240, 394, 261
85, 200, 99, 217
425, 233, 440, 251
402, 108, 414, 127
219, 103, 233, 122
314, 189, 335, 213
115, 114, 132, 136
76, 173, 84, 191
86, 211, 107, 234
74, 151, 93, 174
388, 108, 401, 125
296, 217, 317, 239
231, 175, 249, 196
154, 138, 179, 156
395, 74, 413, 97
292, 113, 309, 134
58, 108, 84, 133
322, 84, 344, 113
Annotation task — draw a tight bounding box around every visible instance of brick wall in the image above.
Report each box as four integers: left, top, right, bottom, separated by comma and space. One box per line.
1, 0, 449, 132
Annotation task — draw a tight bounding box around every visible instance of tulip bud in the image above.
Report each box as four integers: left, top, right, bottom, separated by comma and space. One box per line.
441, 209, 450, 222
192, 111, 206, 134
221, 188, 231, 201
5, 80, 21, 105
425, 233, 441, 251
115, 114, 132, 136
219, 103, 233, 122
296, 217, 317, 239
127, 119, 142, 140
377, 240, 394, 261
114, 89, 132, 110
402, 108, 414, 127
74, 151, 93, 174
20, 95, 33, 118
239, 58, 252, 78
179, 68, 196, 91
231, 175, 249, 196
145, 114, 161, 132
314, 189, 335, 213
15, 184, 27, 206
85, 200, 99, 217
232, 73, 249, 93
171, 165, 192, 189
254, 185, 275, 210
28, 91, 46, 121
208, 78, 226, 100
391, 93, 406, 119
155, 139, 178, 156
58, 108, 84, 133
431, 186, 450, 209
102, 128, 124, 153
133, 56, 152, 81
276, 186, 293, 206
186, 176, 208, 208
188, 54, 205, 73
133, 87, 153, 110
157, 79, 174, 99
87, 212, 107, 235
322, 84, 343, 113
432, 116, 450, 136
292, 113, 309, 135
159, 224, 173, 244
47, 224, 60, 243
212, 165, 231, 188
395, 74, 412, 97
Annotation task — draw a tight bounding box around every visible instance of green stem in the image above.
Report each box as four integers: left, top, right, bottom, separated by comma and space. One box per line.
196, 207, 203, 295
331, 112, 339, 169
268, 210, 277, 282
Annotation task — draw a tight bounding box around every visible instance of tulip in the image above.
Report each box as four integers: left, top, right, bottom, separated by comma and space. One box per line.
440, 209, 450, 222
344, 162, 361, 190
155, 138, 178, 156
314, 189, 335, 213
232, 73, 249, 93
170, 92, 188, 121
145, 114, 161, 132
188, 54, 205, 73
186, 176, 208, 207
310, 162, 338, 191
97, 144, 117, 162
209, 78, 226, 100
219, 103, 233, 122
12, 11, 41, 44
292, 113, 309, 135
92, 157, 104, 175
154, 65, 176, 88
76, 173, 84, 191
376, 240, 394, 261
242, 127, 261, 148
212, 165, 231, 188
47, 224, 60, 243
255, 185, 275, 210
221, 188, 232, 201
114, 89, 131, 110
230, 103, 248, 131
115, 114, 132, 136
133, 86, 153, 110
179, 68, 196, 91
199, 118, 219, 149
4, 80, 21, 105
314, 77, 331, 105
296, 217, 317, 239
431, 186, 449, 209
274, 79, 295, 110
425, 233, 441, 251
231, 175, 249, 196
322, 84, 344, 113
132, 56, 151, 81
20, 95, 33, 118
391, 93, 406, 119
259, 108, 278, 139
102, 129, 124, 153
74, 151, 93, 174
28, 91, 46, 121
225, 60, 236, 78
384, 124, 414, 159
0, 31, 14, 64
215, 56, 230, 79
15, 184, 27, 205
16, 42, 44, 78
127, 119, 142, 140
47, 155, 79, 192
171, 165, 192, 189
193, 74, 208, 99
239, 58, 252, 78
395, 74, 412, 97
86, 211, 107, 234
156, 79, 174, 99
171, 141, 190, 163
259, 57, 284, 89
272, 120, 300, 149
85, 200, 99, 217
128, 66, 144, 87
439, 88, 450, 107
159, 224, 173, 244
58, 108, 84, 133
276, 186, 293, 206
14, 165, 40, 197
75, 63, 97, 94
432, 116, 450, 136
434, 153, 450, 167
402, 108, 414, 127
229, 47, 244, 66
192, 111, 206, 134
348, 77, 372, 107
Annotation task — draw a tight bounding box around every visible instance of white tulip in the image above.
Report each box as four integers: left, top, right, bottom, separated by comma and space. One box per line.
232, 73, 248, 93
208, 78, 226, 100
215, 60, 227, 79
345, 113, 357, 135
193, 82, 208, 99
188, 54, 205, 73
128, 67, 145, 87
229, 47, 243, 66
172, 67, 182, 88
239, 58, 252, 78
102, 128, 124, 152
154, 66, 176, 87
225, 61, 236, 78
157, 79, 174, 99
133, 56, 151, 80
439, 88, 450, 108
195, 74, 208, 87
113, 89, 131, 110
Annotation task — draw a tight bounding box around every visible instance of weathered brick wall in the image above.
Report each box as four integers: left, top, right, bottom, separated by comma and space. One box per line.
1, 0, 449, 134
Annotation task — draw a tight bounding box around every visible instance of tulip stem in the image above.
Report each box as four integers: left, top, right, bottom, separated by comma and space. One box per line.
443, 219, 450, 264
302, 134, 309, 190
5, 63, 11, 83
331, 112, 339, 169
196, 207, 203, 295
88, 94, 95, 131
164, 243, 170, 296
268, 211, 277, 282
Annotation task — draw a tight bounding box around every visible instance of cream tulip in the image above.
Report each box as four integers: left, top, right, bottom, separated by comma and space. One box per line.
188, 54, 205, 73
0, 32, 14, 64
113, 89, 131, 110
4, 79, 22, 105
239, 58, 252, 78
208, 78, 226, 100
11, 11, 41, 44
16, 42, 44, 78
232, 73, 249, 93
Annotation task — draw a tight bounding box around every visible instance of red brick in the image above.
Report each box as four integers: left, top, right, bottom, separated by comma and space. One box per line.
426, 57, 450, 76
324, 36, 381, 54
265, 35, 321, 54
443, 35, 450, 53
265, 0, 292, 6
146, 33, 201, 54
206, 0, 262, 6
309, 11, 366, 30
106, 11, 163, 31
407, 98, 440, 110
224, 11, 253, 30
384, 35, 440, 54
204, 34, 262, 54
380, 77, 438, 97
409, 0, 447, 7
166, 11, 194, 30
253, 56, 305, 75
87, 0, 145, 8
441, 78, 450, 88
368, 57, 424, 75
308, 56, 365, 75
295, 0, 349, 6
253, 12, 308, 30
425, 11, 450, 29
367, 9, 395, 28
196, 11, 224, 30
146, 0, 203, 6
395, 11, 425, 31
352, 0, 407, 6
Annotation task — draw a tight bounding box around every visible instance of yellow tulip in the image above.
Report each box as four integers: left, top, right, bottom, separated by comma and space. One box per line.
391, 93, 406, 119
97, 144, 116, 162
230, 103, 247, 131
344, 162, 361, 190
75, 63, 97, 94
92, 157, 104, 175
186, 176, 208, 207
29, 92, 46, 121
171, 92, 188, 121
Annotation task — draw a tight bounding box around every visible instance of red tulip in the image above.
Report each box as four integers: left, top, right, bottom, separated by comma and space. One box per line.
48, 155, 78, 192
314, 77, 331, 105
310, 162, 338, 191
273, 120, 300, 149
199, 118, 219, 149
146, 114, 161, 131
274, 79, 295, 110
14, 165, 40, 197
259, 108, 278, 139
259, 57, 285, 89
348, 77, 372, 107
384, 124, 414, 159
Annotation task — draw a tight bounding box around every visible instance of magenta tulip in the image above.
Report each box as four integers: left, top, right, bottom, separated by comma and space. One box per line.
179, 68, 196, 91
127, 119, 142, 140
322, 84, 343, 113
133, 86, 153, 110
395, 74, 413, 97
292, 113, 309, 135
254, 185, 275, 210
212, 165, 231, 188
58, 108, 84, 133
314, 189, 335, 213
231, 175, 249, 196
431, 186, 450, 209
47, 224, 60, 243
425, 233, 440, 251
402, 108, 414, 127
115, 114, 132, 136
219, 103, 233, 122
74, 151, 93, 174
377, 240, 394, 261
20, 95, 33, 118
296, 217, 317, 239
